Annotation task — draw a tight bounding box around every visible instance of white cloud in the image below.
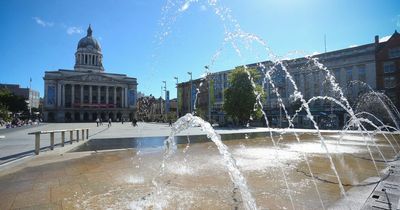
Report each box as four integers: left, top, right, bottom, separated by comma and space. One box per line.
66, 26, 83, 35
379, 35, 391, 42
32, 17, 54, 27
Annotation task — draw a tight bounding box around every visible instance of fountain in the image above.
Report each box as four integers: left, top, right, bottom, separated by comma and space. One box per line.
145, 0, 400, 209
1, 1, 399, 210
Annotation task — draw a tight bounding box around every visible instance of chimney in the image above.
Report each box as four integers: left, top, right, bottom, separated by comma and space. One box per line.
375, 35, 379, 44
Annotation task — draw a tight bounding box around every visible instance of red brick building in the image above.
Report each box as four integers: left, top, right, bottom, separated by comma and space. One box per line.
376, 30, 400, 107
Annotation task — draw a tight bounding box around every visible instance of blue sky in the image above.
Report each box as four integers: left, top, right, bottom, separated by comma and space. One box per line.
0, 0, 399, 99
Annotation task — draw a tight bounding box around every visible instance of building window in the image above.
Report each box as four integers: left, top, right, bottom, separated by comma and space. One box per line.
384, 76, 396, 89
294, 73, 300, 88
389, 47, 400, 59
386, 90, 397, 104
346, 67, 353, 83
333, 68, 340, 83
357, 65, 366, 82
383, 61, 396, 73
313, 72, 319, 96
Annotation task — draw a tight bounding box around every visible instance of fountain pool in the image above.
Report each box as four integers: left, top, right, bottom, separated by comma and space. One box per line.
0, 130, 397, 209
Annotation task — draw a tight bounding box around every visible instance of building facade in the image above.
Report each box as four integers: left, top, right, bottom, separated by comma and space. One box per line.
376, 31, 400, 108
43, 25, 138, 122
178, 31, 399, 128
0, 84, 40, 110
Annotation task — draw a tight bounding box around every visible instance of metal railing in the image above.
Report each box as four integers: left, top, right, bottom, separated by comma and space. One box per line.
28, 128, 89, 155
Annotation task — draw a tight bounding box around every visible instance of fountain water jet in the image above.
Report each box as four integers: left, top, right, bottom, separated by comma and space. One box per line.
154, 113, 258, 210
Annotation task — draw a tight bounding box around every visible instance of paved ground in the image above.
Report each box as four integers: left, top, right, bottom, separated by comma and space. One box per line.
0, 122, 176, 164
1, 121, 398, 165
0, 132, 396, 209
0, 121, 262, 164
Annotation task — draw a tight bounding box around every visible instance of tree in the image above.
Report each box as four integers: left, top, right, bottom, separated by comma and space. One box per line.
0, 89, 28, 114
223, 67, 263, 126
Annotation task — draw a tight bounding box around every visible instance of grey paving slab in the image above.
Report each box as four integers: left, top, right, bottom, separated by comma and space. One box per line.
361, 159, 400, 210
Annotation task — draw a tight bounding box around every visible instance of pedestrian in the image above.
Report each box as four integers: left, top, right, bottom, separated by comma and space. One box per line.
108, 118, 112, 127
168, 119, 172, 127
96, 118, 100, 127
133, 118, 137, 127
122, 118, 124, 124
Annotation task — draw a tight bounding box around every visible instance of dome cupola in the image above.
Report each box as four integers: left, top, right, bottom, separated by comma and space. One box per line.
74, 25, 104, 72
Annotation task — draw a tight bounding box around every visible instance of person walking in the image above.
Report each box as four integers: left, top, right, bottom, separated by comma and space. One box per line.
132, 118, 137, 127
108, 118, 112, 127
96, 118, 100, 127
168, 119, 172, 127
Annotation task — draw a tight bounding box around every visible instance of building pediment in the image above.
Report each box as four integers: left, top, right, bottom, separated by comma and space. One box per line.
66, 74, 121, 83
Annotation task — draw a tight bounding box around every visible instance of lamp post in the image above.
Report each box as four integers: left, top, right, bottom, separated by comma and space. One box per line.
187, 72, 192, 114
162, 81, 166, 120
29, 77, 32, 119
174, 76, 179, 119
205, 66, 211, 121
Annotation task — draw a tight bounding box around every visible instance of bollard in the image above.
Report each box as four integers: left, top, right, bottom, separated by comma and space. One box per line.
61, 131, 65, 147
81, 129, 85, 140
70, 130, 73, 144
76, 130, 79, 142
35, 133, 40, 155
86, 129, 89, 139
50, 132, 55, 150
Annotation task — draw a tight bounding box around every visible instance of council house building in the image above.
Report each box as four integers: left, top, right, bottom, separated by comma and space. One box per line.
43, 25, 138, 122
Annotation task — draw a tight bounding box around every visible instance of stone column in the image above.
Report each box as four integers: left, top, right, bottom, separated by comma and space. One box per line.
57, 83, 62, 107
125, 87, 128, 108
71, 84, 75, 105
106, 86, 109, 105
114, 87, 117, 106
44, 83, 48, 107
97, 86, 101, 104
80, 85, 83, 105
121, 88, 124, 108
89, 86, 92, 104
62, 84, 65, 107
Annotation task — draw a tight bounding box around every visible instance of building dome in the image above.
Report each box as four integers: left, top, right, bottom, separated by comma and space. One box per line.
77, 25, 101, 51
74, 25, 104, 72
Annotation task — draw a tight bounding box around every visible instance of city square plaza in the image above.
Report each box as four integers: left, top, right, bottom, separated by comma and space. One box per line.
0, 122, 399, 209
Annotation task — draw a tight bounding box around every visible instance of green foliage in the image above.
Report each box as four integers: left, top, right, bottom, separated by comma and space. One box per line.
0, 88, 28, 114
223, 67, 264, 125
0, 103, 11, 121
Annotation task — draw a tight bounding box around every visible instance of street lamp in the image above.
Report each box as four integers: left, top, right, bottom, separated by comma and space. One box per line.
162, 81, 166, 92
204, 66, 211, 121
174, 76, 179, 119
162, 81, 166, 120
187, 72, 192, 113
